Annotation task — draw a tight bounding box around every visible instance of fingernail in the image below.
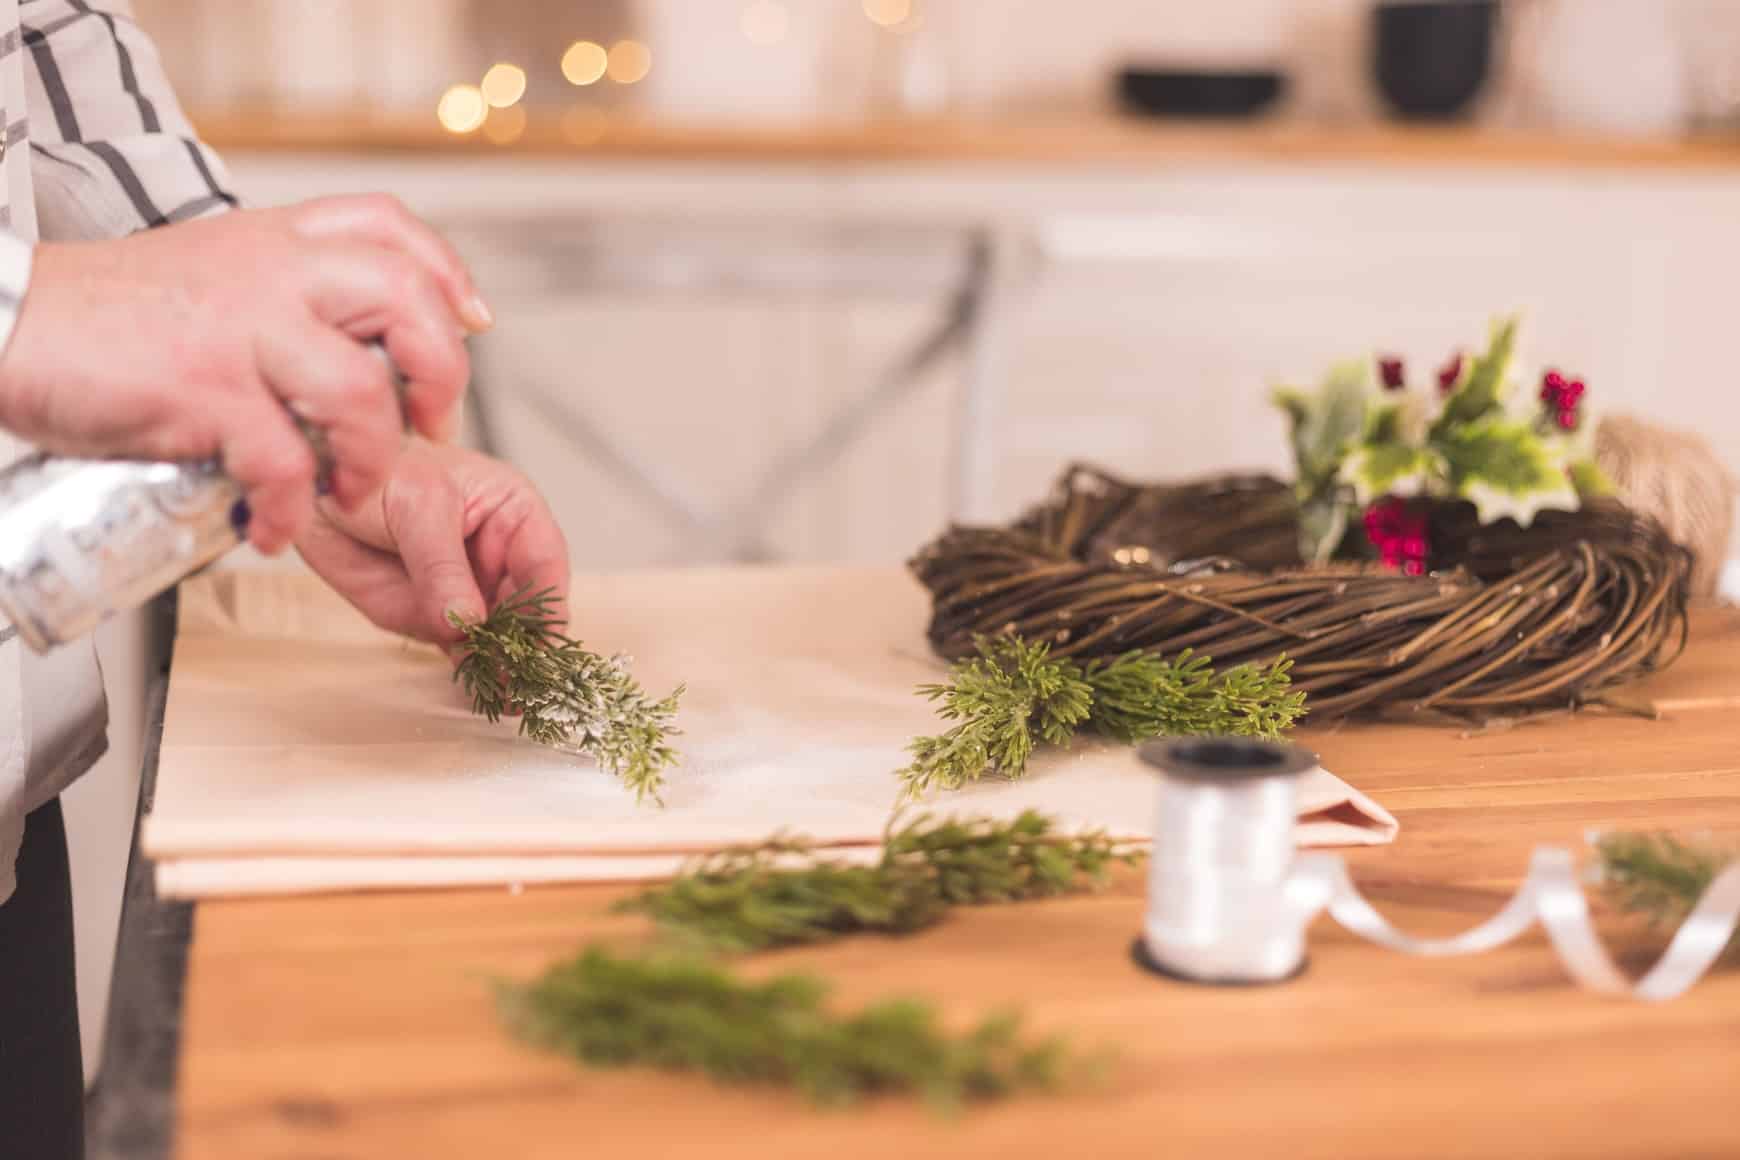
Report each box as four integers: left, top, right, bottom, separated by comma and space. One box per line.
462, 294, 495, 334
444, 599, 485, 627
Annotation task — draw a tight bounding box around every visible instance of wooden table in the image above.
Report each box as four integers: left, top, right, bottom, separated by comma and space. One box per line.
168, 609, 1740, 1159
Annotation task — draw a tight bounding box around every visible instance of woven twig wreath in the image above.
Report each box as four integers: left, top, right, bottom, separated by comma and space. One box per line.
910, 466, 1692, 721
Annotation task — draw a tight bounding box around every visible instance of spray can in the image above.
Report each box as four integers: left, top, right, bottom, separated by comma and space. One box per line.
0, 346, 403, 652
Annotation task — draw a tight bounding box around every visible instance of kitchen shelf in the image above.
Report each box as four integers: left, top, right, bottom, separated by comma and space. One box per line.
190, 109, 1740, 171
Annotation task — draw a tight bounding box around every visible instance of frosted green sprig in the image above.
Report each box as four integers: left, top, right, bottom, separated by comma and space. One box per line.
452, 586, 683, 804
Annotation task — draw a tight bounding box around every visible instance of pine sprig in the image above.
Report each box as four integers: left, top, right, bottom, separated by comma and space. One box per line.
1594, 831, 1740, 959
451, 586, 684, 804
1083, 649, 1304, 744
617, 810, 1136, 954
496, 946, 1076, 1111
898, 635, 1306, 797
899, 636, 1092, 798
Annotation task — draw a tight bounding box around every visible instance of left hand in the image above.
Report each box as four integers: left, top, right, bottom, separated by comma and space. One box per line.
295, 438, 570, 647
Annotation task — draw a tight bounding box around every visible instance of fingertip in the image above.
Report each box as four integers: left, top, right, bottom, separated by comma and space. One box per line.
461, 294, 494, 334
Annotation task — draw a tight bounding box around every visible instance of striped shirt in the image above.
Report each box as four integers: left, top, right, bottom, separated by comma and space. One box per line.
0, 0, 236, 902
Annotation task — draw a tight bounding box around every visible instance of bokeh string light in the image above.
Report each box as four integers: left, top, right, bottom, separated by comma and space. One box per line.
484, 103, 528, 146
439, 32, 654, 139
607, 39, 653, 85
480, 62, 527, 109
436, 83, 487, 134
562, 40, 609, 86
863, 0, 913, 28
561, 107, 610, 146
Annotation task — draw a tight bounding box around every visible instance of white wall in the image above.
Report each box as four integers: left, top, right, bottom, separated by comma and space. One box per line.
227, 151, 1740, 560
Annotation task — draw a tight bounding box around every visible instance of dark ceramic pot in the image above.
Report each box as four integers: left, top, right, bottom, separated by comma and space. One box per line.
1373, 0, 1498, 120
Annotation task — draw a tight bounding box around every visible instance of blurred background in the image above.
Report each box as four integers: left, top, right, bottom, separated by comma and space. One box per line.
64, 0, 1740, 1082
124, 0, 1740, 567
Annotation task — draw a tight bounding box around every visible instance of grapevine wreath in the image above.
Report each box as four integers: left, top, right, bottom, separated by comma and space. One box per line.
910, 319, 1718, 722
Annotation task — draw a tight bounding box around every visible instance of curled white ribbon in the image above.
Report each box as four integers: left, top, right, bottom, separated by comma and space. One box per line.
1288, 849, 1740, 1001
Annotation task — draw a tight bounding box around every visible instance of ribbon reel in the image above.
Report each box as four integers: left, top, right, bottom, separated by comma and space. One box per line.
1134, 738, 1740, 1001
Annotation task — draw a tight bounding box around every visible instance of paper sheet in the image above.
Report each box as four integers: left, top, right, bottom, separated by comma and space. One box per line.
145, 566, 1396, 898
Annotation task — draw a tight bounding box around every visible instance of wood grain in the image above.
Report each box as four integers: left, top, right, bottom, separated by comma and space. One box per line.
190, 109, 1740, 172
175, 606, 1740, 1160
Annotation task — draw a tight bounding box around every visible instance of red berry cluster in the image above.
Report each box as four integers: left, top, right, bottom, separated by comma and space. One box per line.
1378, 356, 1406, 391
1436, 351, 1464, 393
1362, 498, 1429, 576
1539, 370, 1585, 431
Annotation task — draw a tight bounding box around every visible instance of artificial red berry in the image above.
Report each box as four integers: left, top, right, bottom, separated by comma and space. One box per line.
1378, 357, 1406, 390
1362, 497, 1430, 574
1540, 369, 1566, 404
1437, 352, 1464, 393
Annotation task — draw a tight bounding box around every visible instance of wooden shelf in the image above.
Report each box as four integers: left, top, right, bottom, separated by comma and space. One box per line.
190, 109, 1740, 171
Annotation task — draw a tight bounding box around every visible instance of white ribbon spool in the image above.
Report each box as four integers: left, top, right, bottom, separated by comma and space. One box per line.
1140, 738, 1319, 984
1137, 738, 1740, 1001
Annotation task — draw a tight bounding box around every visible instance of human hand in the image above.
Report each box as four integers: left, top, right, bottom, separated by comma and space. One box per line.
293, 438, 570, 648
0, 195, 490, 553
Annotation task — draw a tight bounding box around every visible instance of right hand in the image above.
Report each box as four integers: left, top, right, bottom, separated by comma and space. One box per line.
0, 195, 492, 553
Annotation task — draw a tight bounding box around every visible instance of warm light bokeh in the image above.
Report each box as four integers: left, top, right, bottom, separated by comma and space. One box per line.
484, 103, 528, 145
435, 83, 486, 134
607, 39, 653, 85
480, 62, 527, 109
862, 0, 912, 29
561, 40, 608, 87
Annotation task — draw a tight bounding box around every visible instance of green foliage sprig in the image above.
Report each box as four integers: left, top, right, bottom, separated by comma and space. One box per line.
617, 810, 1137, 954
496, 947, 1076, 1111
1594, 832, 1740, 960
452, 586, 683, 804
898, 635, 1305, 798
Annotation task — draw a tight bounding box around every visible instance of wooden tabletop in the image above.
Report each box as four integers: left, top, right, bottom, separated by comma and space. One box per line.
174, 607, 1740, 1160
191, 109, 1740, 172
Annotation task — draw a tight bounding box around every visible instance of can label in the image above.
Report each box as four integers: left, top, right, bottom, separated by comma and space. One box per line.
0, 455, 242, 651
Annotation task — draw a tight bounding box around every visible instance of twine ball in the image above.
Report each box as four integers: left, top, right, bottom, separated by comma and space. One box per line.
1596, 415, 1737, 597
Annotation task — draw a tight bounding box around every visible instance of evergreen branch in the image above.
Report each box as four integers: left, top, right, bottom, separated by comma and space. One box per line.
496, 946, 1077, 1111
1083, 650, 1305, 743
617, 810, 1136, 954
898, 636, 1093, 797
1594, 831, 1740, 959
451, 586, 683, 804
898, 635, 1305, 797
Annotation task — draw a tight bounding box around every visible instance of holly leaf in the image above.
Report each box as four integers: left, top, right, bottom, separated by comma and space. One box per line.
1273, 358, 1375, 498
1433, 316, 1518, 434
1297, 494, 1350, 564
1340, 441, 1442, 506
1440, 416, 1579, 526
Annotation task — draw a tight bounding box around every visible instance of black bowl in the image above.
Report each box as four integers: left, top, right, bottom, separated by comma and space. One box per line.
1116, 68, 1286, 119
1373, 0, 1497, 120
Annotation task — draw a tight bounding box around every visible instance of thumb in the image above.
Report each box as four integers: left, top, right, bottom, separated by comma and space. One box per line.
381, 455, 486, 641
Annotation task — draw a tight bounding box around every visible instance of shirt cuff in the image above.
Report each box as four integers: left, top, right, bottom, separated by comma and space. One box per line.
0, 229, 33, 362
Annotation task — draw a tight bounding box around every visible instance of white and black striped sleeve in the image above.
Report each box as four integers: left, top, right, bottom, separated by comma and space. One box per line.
19, 0, 236, 241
